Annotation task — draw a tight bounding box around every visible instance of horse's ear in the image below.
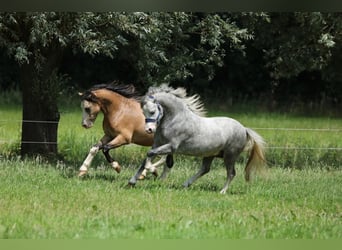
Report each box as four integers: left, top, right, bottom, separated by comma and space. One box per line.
85, 92, 98, 102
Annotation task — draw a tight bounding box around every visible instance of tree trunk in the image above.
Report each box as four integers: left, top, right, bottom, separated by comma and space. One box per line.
20, 48, 62, 158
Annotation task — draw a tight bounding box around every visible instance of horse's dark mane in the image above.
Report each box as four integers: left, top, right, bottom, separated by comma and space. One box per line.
82, 81, 141, 101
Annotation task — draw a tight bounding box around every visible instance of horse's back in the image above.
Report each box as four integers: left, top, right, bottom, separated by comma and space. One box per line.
202, 116, 246, 137
206, 116, 247, 145
170, 115, 247, 157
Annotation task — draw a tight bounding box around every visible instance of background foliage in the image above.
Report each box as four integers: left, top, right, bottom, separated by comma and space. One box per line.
0, 12, 341, 157
1, 12, 341, 111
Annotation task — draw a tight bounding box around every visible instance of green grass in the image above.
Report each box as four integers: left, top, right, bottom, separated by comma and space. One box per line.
0, 101, 341, 239
0, 158, 341, 239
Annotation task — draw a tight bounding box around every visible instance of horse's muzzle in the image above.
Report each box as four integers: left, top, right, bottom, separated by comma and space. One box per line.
145, 123, 156, 134
82, 121, 93, 129
146, 128, 153, 134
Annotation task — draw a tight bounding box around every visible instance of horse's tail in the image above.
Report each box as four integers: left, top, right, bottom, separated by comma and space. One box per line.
244, 128, 266, 182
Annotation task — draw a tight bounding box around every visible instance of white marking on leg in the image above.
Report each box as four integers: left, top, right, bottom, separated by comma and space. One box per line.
220, 184, 229, 194
79, 164, 88, 172
151, 155, 166, 167
111, 161, 119, 168
79, 145, 99, 172
149, 155, 166, 176
144, 157, 154, 172
149, 155, 169, 179
220, 170, 234, 194
139, 156, 166, 179
139, 169, 147, 180
111, 161, 121, 173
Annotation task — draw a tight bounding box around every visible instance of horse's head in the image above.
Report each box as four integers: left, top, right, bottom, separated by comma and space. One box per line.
79, 91, 101, 129
141, 95, 163, 134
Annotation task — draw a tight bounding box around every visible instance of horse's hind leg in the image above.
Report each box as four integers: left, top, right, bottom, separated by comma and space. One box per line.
102, 149, 121, 173
220, 156, 237, 194
102, 134, 132, 173
183, 157, 214, 188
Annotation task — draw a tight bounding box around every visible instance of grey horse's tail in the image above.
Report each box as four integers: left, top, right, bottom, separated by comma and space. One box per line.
244, 128, 266, 182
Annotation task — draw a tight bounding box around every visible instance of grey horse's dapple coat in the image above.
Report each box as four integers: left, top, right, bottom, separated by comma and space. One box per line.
129, 84, 266, 194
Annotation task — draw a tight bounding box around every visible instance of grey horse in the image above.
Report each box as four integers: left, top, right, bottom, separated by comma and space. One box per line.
129, 84, 266, 194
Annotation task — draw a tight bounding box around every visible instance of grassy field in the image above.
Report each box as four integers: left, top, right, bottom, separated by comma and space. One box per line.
0, 158, 341, 239
0, 101, 341, 239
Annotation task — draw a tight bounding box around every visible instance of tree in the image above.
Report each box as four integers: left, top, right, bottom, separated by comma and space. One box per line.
0, 12, 138, 157
0, 13, 67, 157
251, 12, 341, 105
0, 12, 256, 157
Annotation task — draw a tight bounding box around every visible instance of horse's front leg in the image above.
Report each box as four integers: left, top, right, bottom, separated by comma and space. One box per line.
144, 143, 174, 174
147, 143, 173, 157
160, 154, 174, 180
78, 135, 112, 177
128, 156, 161, 185
78, 143, 102, 177
128, 158, 147, 186
129, 143, 173, 185
138, 155, 167, 180
141, 156, 158, 176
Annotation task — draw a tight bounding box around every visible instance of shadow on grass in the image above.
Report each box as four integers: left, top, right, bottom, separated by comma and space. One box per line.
125, 177, 249, 195
58, 165, 250, 195
59, 167, 120, 182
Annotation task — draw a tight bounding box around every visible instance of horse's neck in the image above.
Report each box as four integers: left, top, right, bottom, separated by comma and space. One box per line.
158, 94, 188, 118
96, 90, 131, 115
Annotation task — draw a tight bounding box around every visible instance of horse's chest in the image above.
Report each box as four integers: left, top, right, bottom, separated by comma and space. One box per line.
103, 122, 119, 137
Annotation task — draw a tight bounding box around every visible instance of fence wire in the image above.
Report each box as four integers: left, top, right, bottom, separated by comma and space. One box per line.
1, 140, 340, 151
0, 120, 341, 150
253, 127, 341, 132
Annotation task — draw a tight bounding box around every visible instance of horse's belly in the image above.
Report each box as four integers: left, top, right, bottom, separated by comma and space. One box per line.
176, 140, 224, 157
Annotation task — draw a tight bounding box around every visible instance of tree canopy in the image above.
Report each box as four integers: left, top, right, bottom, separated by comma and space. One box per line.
0, 12, 341, 157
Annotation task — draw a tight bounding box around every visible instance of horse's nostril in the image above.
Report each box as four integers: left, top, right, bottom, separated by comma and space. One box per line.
82, 122, 89, 128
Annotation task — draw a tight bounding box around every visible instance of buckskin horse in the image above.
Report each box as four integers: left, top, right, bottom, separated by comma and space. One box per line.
78, 82, 173, 178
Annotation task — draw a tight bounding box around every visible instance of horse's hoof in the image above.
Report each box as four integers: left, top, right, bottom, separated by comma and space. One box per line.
152, 171, 158, 178
126, 182, 136, 188
114, 166, 121, 173
78, 171, 88, 177
138, 175, 145, 180
112, 161, 121, 173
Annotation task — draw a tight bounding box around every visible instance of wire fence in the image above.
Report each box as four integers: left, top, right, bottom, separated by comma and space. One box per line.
253, 127, 342, 132
1, 141, 342, 151
1, 119, 342, 131
253, 127, 342, 150
0, 119, 59, 124
0, 119, 341, 150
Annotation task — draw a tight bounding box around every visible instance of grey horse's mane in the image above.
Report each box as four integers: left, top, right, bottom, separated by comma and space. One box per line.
147, 84, 207, 117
